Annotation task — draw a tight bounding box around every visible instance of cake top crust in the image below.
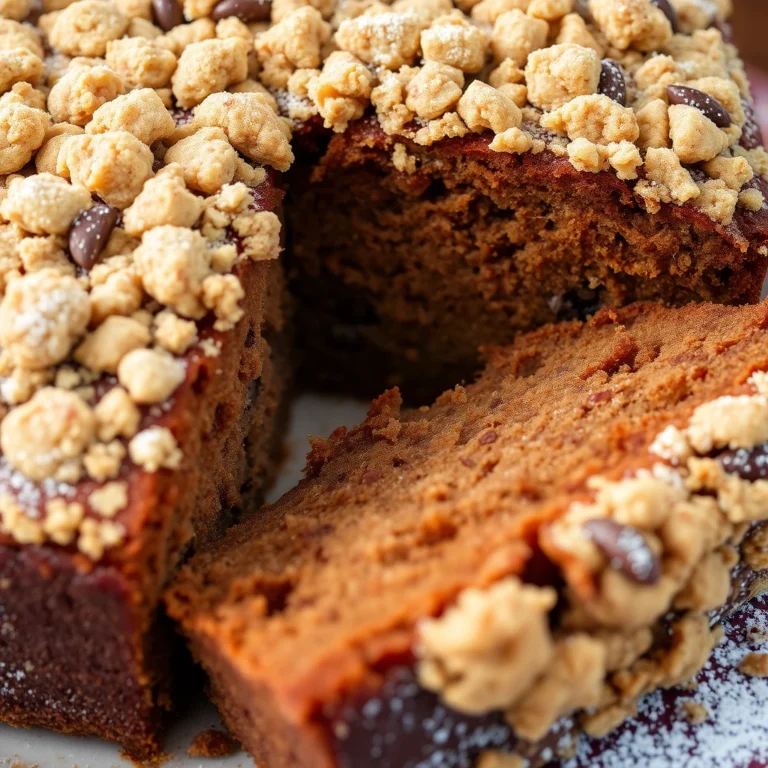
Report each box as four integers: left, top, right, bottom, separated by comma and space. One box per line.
262, 0, 768, 229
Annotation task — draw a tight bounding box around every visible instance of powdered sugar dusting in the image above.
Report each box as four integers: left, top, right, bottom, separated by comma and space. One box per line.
564, 595, 768, 768
332, 596, 768, 768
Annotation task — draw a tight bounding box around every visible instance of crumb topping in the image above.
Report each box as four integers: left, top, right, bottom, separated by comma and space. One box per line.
250, 0, 763, 225
416, 370, 768, 744
418, 578, 557, 713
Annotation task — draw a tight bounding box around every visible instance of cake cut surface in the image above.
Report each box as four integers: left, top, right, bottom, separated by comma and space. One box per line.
290, 116, 768, 397
277, 0, 768, 396
168, 300, 768, 768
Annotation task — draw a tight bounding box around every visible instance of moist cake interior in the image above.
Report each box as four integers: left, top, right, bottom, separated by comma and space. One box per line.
168, 300, 768, 767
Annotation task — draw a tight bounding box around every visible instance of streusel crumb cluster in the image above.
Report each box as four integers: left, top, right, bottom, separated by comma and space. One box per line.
0, 0, 765, 561
418, 371, 768, 751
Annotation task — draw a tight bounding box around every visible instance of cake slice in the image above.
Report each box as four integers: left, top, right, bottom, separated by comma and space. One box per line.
0, 0, 300, 751
0, 73, 294, 760
281, 0, 768, 398
168, 300, 768, 768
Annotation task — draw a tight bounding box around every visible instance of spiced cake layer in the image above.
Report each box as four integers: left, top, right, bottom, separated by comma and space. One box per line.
0, 6, 296, 750
273, 0, 768, 397
289, 116, 768, 398
168, 300, 768, 768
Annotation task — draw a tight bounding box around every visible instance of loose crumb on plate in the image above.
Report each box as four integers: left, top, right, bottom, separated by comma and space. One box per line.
739, 652, 768, 678
187, 728, 239, 758
680, 701, 709, 725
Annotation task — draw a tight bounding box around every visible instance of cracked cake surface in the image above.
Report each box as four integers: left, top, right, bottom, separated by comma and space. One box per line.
168, 299, 768, 768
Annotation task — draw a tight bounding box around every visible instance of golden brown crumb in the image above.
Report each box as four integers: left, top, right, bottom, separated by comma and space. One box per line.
186, 728, 238, 758
681, 700, 708, 725
739, 652, 768, 678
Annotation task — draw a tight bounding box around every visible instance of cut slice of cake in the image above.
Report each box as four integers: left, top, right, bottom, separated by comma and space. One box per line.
281, 1, 768, 398
168, 300, 768, 768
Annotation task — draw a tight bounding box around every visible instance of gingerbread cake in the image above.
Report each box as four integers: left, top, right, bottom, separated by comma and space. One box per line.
168, 299, 768, 768
2, 0, 768, 759
0, 1, 296, 753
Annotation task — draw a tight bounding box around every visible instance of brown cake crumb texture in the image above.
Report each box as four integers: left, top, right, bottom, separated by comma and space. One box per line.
168, 300, 768, 768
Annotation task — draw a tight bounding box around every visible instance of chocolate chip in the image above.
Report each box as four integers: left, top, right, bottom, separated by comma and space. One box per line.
479, 430, 497, 445
666, 85, 732, 128
210, 0, 271, 22
68, 204, 119, 270
152, 0, 183, 31
362, 470, 382, 485
718, 441, 768, 482
650, 0, 679, 32
598, 59, 626, 106
583, 519, 661, 585
740, 98, 764, 150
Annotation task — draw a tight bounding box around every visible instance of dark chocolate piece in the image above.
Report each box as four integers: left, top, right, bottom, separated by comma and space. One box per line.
210, 0, 271, 22
68, 204, 119, 270
718, 441, 768, 482
666, 85, 732, 128
599, 59, 626, 106
152, 0, 183, 31
583, 518, 661, 585
650, 0, 679, 32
